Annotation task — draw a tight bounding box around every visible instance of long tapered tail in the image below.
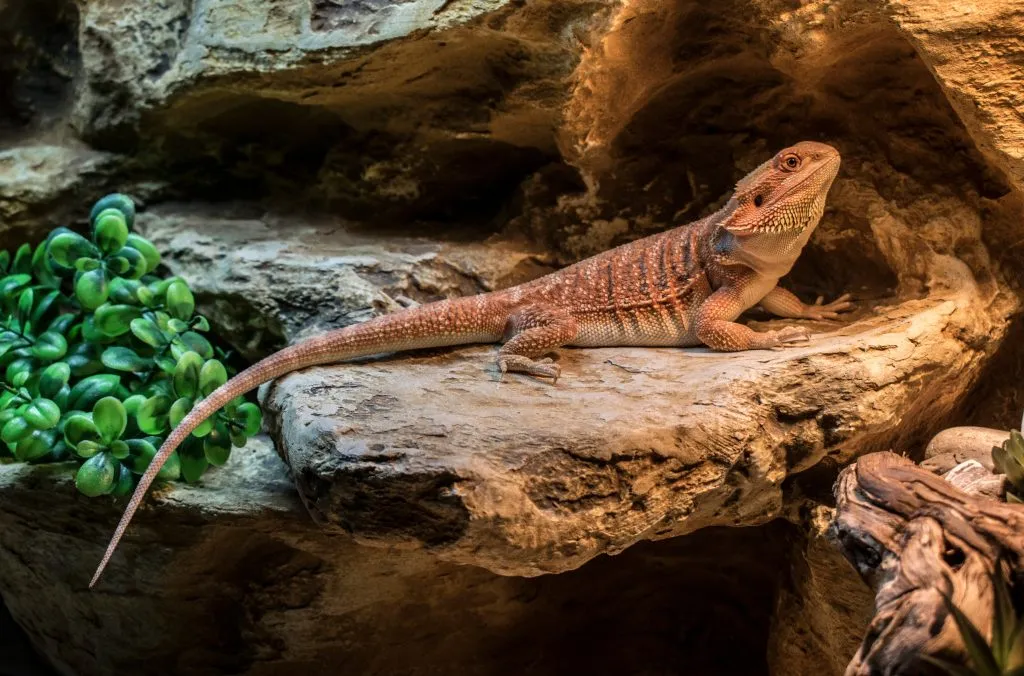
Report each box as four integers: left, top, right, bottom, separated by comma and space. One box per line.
89, 296, 507, 587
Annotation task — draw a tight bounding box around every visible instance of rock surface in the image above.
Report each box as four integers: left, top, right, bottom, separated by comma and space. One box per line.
139, 200, 1009, 578
767, 506, 875, 676
921, 425, 1010, 474
262, 288, 998, 576
941, 459, 1006, 500
888, 1, 1024, 194
69, 0, 596, 223
136, 204, 556, 360
0, 144, 119, 241
0, 442, 821, 676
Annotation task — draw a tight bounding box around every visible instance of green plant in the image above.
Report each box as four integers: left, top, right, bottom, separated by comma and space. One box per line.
994, 429, 1024, 503
0, 193, 262, 497
922, 564, 1024, 675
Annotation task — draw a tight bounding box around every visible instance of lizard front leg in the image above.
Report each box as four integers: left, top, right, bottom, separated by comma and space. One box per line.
695, 286, 810, 351
759, 286, 853, 320
498, 305, 577, 383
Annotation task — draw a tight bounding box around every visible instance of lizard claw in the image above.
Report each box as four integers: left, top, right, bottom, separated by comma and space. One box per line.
496, 356, 562, 384
767, 325, 812, 349
803, 293, 854, 321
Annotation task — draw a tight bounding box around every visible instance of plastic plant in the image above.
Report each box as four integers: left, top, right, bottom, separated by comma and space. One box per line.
0, 193, 262, 497
993, 414, 1024, 503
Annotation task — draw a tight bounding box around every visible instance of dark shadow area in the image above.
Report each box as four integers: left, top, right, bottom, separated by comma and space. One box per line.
0, 0, 79, 139
225, 521, 797, 676
129, 94, 554, 227
954, 311, 1024, 433
0, 471, 799, 676
483, 521, 797, 676
0, 597, 56, 676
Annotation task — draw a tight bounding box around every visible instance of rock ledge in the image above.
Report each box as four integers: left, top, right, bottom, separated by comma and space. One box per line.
263, 289, 994, 576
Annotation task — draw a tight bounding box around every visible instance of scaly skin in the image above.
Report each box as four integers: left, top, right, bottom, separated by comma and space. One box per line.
89, 140, 849, 587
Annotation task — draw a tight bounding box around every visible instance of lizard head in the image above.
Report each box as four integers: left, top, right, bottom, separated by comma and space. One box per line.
723, 141, 841, 237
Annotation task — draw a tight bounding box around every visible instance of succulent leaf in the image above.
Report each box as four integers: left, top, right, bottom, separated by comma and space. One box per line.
89, 193, 136, 228
75, 268, 109, 310
93, 208, 129, 255
75, 452, 117, 496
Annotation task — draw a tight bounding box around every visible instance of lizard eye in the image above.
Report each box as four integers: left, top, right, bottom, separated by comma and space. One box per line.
782, 154, 801, 171
753, 194, 764, 207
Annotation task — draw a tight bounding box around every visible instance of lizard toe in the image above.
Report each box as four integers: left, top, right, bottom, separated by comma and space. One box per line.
496, 355, 562, 383
804, 293, 854, 320
775, 325, 812, 345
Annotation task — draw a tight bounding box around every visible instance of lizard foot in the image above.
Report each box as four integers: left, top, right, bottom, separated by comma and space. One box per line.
498, 355, 562, 384
802, 293, 853, 320
764, 325, 812, 349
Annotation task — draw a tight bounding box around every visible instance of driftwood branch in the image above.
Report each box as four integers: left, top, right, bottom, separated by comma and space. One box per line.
829, 452, 1023, 674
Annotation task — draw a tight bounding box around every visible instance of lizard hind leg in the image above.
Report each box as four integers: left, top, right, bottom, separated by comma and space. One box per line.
498, 305, 577, 383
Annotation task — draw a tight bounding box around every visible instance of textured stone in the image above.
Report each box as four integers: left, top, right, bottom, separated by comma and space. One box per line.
74, 0, 520, 135
768, 506, 874, 676
0, 144, 120, 242
71, 0, 600, 222
942, 459, 1005, 500
262, 289, 998, 576
513, 0, 1016, 322
0, 442, 805, 676
921, 425, 1010, 474
887, 1, 1024, 194
136, 204, 556, 360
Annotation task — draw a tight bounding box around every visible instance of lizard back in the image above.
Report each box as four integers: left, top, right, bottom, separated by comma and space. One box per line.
503, 214, 719, 347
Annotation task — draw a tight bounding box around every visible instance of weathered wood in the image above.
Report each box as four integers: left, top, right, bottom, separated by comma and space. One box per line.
830, 452, 1024, 675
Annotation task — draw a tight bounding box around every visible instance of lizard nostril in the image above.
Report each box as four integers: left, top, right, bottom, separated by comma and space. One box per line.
754, 195, 764, 207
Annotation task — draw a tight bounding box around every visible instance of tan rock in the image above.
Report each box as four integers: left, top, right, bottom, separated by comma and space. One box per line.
0, 144, 119, 241
943, 459, 1006, 499
0, 439, 813, 676
262, 289, 998, 576
887, 1, 1024, 193
921, 425, 1010, 474
136, 204, 556, 360
768, 507, 875, 676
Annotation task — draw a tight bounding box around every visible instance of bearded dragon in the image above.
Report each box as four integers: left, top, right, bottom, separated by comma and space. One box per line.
89, 140, 850, 587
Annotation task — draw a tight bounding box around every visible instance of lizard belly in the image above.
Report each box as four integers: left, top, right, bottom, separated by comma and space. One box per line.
569, 308, 699, 347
